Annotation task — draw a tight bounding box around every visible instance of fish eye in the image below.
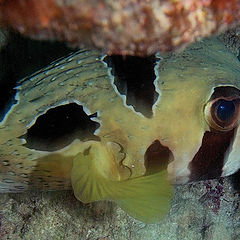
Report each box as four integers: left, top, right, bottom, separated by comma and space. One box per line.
215, 99, 235, 122
205, 97, 240, 131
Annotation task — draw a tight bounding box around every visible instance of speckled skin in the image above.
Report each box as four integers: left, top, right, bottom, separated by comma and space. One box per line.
1, 37, 240, 193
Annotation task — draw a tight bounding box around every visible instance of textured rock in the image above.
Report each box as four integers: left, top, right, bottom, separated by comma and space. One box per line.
1, 0, 240, 56
0, 178, 239, 239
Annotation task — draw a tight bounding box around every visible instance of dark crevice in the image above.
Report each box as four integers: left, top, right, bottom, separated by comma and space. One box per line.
144, 140, 173, 175
0, 90, 17, 122
237, 49, 240, 62
189, 128, 236, 181
21, 103, 100, 152
103, 55, 159, 118
209, 86, 240, 101
0, 31, 73, 123
230, 169, 240, 192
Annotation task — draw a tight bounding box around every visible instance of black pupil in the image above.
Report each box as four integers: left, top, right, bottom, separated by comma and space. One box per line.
216, 99, 235, 122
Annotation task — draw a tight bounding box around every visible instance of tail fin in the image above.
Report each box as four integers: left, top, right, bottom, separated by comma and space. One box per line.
71, 142, 173, 223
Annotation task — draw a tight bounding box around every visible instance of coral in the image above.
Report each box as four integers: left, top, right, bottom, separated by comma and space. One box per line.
0, 0, 240, 56
200, 179, 225, 214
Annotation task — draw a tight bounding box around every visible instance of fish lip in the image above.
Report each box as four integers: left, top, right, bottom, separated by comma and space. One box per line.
167, 162, 190, 184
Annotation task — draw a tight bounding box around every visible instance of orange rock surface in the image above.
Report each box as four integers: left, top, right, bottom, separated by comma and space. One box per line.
0, 0, 240, 55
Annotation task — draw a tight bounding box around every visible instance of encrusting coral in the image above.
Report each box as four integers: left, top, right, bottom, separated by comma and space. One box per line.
0, 0, 240, 56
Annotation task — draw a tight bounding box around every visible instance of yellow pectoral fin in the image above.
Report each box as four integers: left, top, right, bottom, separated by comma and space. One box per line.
114, 171, 172, 223
71, 142, 173, 223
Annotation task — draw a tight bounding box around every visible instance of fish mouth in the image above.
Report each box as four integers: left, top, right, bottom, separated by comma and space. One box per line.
144, 139, 174, 175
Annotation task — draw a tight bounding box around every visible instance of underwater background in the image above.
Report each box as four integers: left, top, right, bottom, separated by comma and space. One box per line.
0, 30, 240, 240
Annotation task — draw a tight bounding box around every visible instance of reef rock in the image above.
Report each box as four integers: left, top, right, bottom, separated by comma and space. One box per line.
1, 0, 240, 55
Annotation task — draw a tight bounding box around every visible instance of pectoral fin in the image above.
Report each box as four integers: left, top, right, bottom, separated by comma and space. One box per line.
71, 142, 173, 223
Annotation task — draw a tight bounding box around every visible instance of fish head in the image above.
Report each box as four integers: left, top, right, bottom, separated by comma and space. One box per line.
151, 37, 240, 184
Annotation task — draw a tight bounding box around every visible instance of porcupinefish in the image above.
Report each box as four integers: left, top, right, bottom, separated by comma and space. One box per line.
1, 37, 240, 223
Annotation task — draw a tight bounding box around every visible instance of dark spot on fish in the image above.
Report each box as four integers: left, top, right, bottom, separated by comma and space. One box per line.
37, 177, 44, 182
56, 180, 63, 183
83, 146, 91, 156
21, 103, 100, 151
2, 160, 10, 166
14, 186, 25, 190
144, 140, 173, 175
189, 128, 235, 181
29, 95, 45, 103
3, 179, 15, 183
20, 173, 28, 178
230, 169, 240, 192
15, 163, 23, 169
103, 54, 160, 118
7, 171, 15, 176
189, 47, 203, 51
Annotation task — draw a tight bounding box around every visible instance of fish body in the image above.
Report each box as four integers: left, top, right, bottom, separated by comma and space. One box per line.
1, 37, 240, 222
